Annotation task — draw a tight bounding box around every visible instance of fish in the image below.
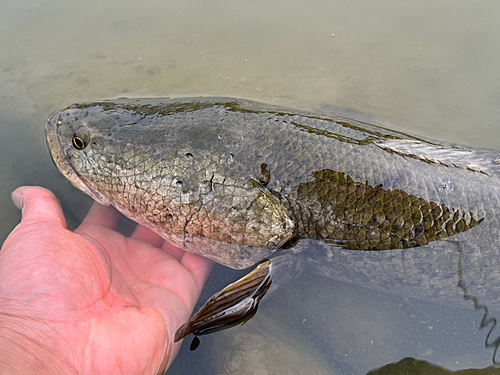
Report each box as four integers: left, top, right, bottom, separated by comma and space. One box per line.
45, 97, 500, 346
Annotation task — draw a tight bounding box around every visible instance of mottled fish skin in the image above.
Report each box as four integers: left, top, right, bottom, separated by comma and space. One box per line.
46, 97, 500, 308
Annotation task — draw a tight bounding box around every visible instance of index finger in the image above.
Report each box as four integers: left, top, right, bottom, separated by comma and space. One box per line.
79, 201, 121, 230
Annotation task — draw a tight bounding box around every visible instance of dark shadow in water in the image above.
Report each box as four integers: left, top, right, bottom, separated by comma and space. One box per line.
367, 357, 500, 374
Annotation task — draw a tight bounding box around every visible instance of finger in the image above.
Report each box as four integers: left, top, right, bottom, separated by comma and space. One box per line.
180, 252, 214, 293
161, 241, 185, 262
131, 225, 164, 248
12, 186, 67, 228
79, 201, 121, 230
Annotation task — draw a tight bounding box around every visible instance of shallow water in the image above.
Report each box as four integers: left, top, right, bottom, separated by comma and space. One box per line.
2, 0, 500, 373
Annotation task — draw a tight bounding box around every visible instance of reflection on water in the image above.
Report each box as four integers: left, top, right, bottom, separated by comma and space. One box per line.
2, 0, 500, 373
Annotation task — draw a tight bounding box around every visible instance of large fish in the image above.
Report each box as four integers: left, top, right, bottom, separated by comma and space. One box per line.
45, 97, 500, 345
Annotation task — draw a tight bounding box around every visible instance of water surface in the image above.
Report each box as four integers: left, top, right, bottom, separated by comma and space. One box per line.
2, 0, 500, 373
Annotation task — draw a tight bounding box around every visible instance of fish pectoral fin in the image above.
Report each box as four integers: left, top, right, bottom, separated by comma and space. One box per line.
174, 259, 272, 342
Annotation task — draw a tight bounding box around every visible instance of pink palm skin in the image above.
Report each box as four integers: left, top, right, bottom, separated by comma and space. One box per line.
0, 186, 213, 375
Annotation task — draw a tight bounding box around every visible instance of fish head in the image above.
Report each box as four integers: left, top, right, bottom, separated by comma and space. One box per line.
45, 99, 295, 260
45, 103, 115, 206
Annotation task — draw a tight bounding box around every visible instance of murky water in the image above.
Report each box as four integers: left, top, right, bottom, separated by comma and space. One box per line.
2, 0, 500, 373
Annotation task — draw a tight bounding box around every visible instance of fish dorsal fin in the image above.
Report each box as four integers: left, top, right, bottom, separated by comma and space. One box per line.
375, 139, 500, 176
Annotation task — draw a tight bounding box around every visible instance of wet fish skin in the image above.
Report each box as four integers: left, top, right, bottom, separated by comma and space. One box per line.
45, 97, 500, 308
46, 98, 298, 268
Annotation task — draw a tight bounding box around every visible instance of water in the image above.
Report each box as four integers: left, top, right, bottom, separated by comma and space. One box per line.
1, 0, 500, 373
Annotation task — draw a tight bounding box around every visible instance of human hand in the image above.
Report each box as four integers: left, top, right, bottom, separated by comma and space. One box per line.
0, 186, 213, 375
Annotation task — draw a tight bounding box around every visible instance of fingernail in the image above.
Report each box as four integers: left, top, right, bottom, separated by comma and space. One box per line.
11, 189, 25, 210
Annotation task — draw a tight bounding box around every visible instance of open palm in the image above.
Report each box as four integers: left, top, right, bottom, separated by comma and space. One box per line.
0, 186, 212, 375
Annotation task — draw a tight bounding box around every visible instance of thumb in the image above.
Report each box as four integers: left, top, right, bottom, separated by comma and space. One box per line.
12, 186, 67, 229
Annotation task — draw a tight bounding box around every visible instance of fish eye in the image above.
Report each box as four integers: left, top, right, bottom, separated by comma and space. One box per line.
72, 135, 86, 149
72, 126, 90, 150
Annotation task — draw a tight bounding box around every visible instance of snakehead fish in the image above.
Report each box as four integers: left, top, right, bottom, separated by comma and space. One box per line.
45, 97, 500, 343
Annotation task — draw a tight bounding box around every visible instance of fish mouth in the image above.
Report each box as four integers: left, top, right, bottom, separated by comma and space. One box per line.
45, 112, 111, 206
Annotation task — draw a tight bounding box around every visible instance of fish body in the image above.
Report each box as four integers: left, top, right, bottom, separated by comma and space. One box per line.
46, 97, 500, 314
